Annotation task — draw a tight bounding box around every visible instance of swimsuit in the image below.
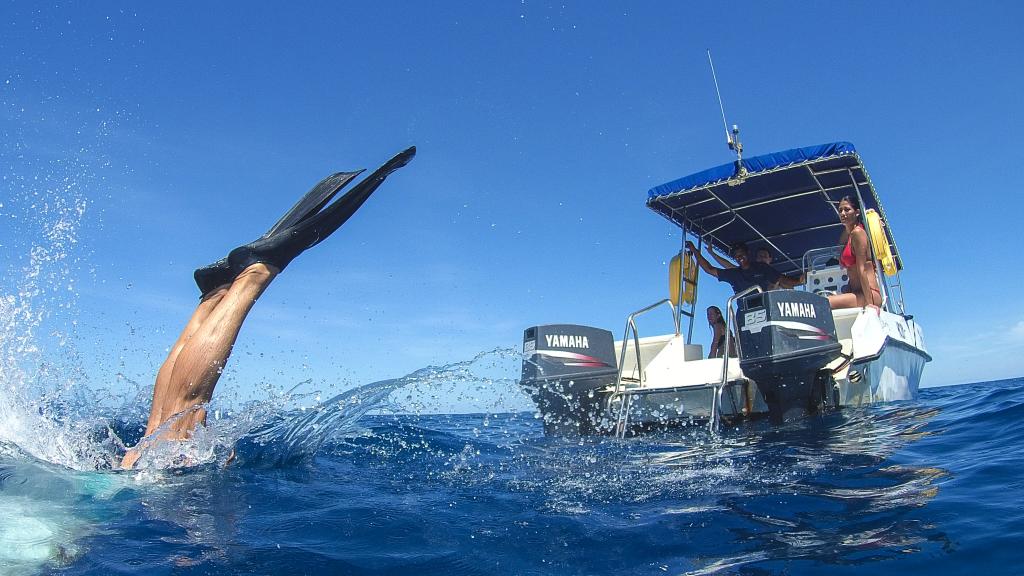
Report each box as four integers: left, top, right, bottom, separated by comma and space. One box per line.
839, 224, 862, 269
840, 224, 882, 304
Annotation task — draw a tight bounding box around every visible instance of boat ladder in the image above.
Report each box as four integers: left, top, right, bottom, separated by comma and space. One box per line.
609, 298, 678, 438
708, 285, 760, 433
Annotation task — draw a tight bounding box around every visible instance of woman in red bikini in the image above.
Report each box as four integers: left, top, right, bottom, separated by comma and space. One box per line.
828, 195, 882, 310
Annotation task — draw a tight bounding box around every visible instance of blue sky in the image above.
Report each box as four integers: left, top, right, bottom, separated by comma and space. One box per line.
1, 1, 1021, 408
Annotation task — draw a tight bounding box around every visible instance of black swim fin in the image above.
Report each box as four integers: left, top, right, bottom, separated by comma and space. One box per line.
265, 170, 366, 237
227, 146, 416, 275
193, 169, 364, 296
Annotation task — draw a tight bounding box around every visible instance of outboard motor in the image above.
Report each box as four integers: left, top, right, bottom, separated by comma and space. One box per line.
736, 290, 842, 423
520, 324, 618, 436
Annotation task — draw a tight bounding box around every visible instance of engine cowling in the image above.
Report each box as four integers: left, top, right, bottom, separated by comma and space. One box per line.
520, 324, 618, 435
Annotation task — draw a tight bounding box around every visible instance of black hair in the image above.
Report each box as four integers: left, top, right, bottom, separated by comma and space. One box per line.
707, 305, 725, 325
730, 242, 749, 256
838, 195, 863, 223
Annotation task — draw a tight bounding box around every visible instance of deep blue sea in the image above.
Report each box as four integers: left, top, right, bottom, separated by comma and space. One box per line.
1, 375, 1022, 576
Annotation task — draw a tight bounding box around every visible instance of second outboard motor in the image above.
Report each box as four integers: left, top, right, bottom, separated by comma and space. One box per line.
520, 324, 618, 436
736, 290, 842, 423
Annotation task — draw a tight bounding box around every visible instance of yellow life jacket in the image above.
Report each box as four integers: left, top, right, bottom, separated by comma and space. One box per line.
864, 209, 897, 276
669, 252, 697, 306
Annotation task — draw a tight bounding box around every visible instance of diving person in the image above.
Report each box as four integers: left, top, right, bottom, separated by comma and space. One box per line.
120, 147, 416, 469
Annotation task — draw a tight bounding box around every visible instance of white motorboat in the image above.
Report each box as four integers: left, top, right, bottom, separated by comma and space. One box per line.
519, 141, 930, 436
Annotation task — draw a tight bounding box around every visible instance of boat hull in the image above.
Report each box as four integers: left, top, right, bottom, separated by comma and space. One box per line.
840, 338, 929, 406
526, 379, 769, 436
522, 343, 931, 437
520, 309, 930, 436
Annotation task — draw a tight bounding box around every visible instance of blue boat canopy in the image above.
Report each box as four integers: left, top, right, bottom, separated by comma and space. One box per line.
646, 142, 901, 276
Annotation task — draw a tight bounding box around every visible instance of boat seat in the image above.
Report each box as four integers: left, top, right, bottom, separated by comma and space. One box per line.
615, 335, 702, 382
806, 264, 849, 296
640, 338, 743, 388
831, 307, 862, 340
615, 334, 672, 380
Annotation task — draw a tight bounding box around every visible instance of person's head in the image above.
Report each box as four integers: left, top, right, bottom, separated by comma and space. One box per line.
837, 195, 862, 227
707, 305, 724, 325
755, 248, 772, 265
730, 243, 750, 268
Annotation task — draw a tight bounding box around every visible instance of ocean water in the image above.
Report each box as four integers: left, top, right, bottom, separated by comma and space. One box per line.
1, 370, 1022, 575
2, 106, 1021, 576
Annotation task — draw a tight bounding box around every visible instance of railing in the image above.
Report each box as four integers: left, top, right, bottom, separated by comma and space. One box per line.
609, 298, 679, 438
613, 298, 679, 395
708, 285, 761, 433
802, 247, 891, 312
801, 246, 841, 281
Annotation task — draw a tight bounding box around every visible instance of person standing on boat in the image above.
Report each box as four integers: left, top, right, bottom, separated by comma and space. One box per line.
685, 241, 781, 294
707, 246, 805, 290
706, 306, 736, 358
828, 195, 882, 310
709, 246, 770, 268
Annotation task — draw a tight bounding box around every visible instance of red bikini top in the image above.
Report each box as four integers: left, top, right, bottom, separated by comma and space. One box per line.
839, 224, 862, 268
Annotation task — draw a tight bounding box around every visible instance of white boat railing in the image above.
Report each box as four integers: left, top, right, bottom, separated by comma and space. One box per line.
613, 298, 679, 394
609, 298, 679, 438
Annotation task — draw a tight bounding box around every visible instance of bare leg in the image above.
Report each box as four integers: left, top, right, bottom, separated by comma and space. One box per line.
121, 263, 278, 468
829, 289, 880, 310
152, 263, 276, 436
828, 292, 861, 310
141, 287, 228, 435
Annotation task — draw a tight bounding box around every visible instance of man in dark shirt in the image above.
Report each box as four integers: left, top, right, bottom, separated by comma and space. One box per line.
706, 246, 805, 290
685, 241, 782, 293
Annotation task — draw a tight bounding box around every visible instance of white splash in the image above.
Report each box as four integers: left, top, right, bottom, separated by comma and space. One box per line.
0, 169, 120, 470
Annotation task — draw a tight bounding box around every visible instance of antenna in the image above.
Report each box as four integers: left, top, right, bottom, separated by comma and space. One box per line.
706, 50, 746, 178
707, 49, 731, 148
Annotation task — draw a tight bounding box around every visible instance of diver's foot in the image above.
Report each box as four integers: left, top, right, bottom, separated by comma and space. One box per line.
227, 146, 415, 274
194, 258, 232, 298
233, 262, 279, 290
192, 170, 365, 297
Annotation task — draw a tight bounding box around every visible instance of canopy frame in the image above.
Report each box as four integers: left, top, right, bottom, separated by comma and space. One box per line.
646, 142, 908, 315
